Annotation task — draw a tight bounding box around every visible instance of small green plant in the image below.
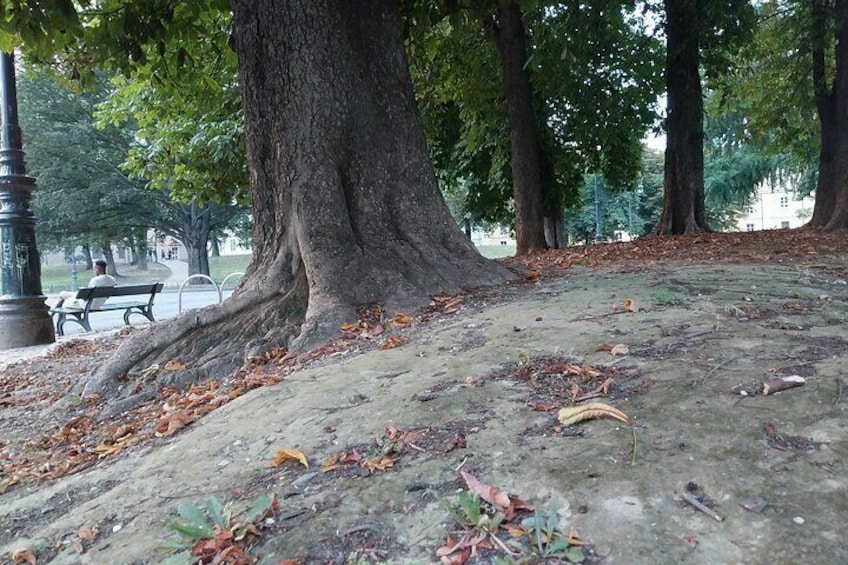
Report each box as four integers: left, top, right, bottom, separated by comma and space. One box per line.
434, 488, 515, 560
159, 493, 275, 565
441, 489, 505, 533
651, 287, 678, 306
523, 499, 584, 561
490, 499, 587, 565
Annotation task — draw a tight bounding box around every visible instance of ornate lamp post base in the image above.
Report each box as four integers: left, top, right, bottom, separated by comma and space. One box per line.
0, 296, 54, 349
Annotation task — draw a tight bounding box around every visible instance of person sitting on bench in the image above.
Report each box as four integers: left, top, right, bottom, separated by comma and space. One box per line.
55, 259, 116, 310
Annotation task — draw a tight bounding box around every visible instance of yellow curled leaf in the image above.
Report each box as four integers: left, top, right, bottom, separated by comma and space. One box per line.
557, 403, 630, 427
267, 448, 309, 468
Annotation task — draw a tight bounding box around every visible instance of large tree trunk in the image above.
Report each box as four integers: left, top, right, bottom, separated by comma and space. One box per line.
819, 0, 848, 230
809, 0, 837, 227
81, 0, 515, 400
483, 0, 548, 255
654, 0, 709, 235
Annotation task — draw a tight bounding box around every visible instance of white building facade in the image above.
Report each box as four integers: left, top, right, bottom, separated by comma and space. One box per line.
735, 177, 814, 232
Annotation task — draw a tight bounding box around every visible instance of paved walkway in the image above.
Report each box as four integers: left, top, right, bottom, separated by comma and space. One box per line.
159, 259, 188, 286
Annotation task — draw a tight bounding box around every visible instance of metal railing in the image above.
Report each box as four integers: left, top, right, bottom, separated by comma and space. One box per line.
177, 272, 244, 314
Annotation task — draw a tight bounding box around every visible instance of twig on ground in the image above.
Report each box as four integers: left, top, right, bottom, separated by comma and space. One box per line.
573, 310, 632, 321
376, 371, 410, 380
691, 355, 739, 387
834, 377, 845, 406
681, 492, 723, 522
454, 456, 468, 472
488, 531, 519, 556
601, 356, 629, 368
342, 523, 381, 536
684, 330, 715, 340
406, 441, 426, 453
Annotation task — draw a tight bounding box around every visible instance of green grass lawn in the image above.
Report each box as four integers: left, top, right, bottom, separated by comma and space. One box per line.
476, 244, 515, 259
209, 254, 251, 286
40, 262, 171, 294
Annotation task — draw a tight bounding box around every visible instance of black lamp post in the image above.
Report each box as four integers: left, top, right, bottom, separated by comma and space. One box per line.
0, 51, 55, 349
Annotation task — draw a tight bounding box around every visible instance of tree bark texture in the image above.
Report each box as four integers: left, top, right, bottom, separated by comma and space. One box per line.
810, 0, 848, 230
100, 241, 118, 276
809, 0, 837, 227
654, 0, 709, 235
134, 229, 149, 271
82, 244, 93, 271
543, 196, 567, 249
485, 0, 548, 254
82, 0, 515, 398
179, 203, 212, 282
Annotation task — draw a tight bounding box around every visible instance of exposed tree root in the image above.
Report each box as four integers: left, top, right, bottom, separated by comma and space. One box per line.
78, 270, 307, 401
78, 251, 514, 415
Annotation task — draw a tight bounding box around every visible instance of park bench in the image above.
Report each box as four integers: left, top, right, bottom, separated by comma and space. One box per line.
49, 282, 164, 336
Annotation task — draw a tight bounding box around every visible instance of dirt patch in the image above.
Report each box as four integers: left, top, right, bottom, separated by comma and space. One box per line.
2, 231, 848, 564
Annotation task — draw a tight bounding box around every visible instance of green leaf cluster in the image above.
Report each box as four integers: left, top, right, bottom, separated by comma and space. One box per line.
160, 493, 274, 564
408, 1, 664, 227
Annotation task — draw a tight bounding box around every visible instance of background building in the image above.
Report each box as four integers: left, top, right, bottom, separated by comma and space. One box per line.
735, 177, 814, 232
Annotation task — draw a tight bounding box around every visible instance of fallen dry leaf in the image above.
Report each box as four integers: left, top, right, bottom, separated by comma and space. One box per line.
572, 377, 615, 402
610, 344, 629, 356
436, 535, 472, 565
558, 403, 631, 427
623, 298, 638, 312
11, 549, 37, 565
163, 359, 185, 371
361, 324, 384, 339
77, 524, 99, 542
379, 335, 408, 350
460, 469, 511, 510
154, 410, 195, 437
391, 313, 416, 328
594, 343, 614, 352
459, 470, 533, 520
267, 448, 309, 468
362, 456, 397, 473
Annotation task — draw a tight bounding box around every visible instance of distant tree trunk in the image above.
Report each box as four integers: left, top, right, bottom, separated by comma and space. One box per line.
543, 213, 566, 248
134, 233, 149, 271
482, 0, 548, 254
654, 0, 709, 235
210, 236, 221, 257
100, 241, 118, 276
810, 0, 848, 230
84, 0, 514, 400
181, 203, 213, 284
543, 186, 566, 248
82, 244, 93, 271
